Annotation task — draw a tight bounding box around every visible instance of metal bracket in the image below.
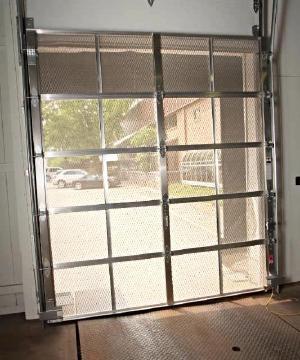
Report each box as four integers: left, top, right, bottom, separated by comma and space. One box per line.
253, 0, 261, 13
162, 193, 169, 228
39, 307, 63, 322
26, 47, 37, 66
25, 17, 34, 29
155, 91, 164, 104
165, 245, 171, 264
159, 142, 167, 158
252, 25, 260, 37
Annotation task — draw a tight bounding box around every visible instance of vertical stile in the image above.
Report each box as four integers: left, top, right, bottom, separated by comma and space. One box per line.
152, 34, 174, 305
95, 35, 117, 311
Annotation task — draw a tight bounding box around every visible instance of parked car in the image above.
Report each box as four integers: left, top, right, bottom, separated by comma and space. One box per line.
52, 169, 87, 188
46, 167, 62, 182
73, 174, 120, 190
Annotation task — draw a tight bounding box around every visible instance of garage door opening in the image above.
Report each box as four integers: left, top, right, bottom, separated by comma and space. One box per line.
26, 31, 268, 320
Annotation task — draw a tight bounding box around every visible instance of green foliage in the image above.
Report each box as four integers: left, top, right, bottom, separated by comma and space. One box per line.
103, 99, 133, 146
42, 99, 134, 151
130, 125, 157, 147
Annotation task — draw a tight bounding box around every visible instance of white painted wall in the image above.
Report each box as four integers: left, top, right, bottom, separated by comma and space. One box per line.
277, 0, 300, 283
1, 0, 299, 318
27, 0, 258, 35
0, 0, 38, 318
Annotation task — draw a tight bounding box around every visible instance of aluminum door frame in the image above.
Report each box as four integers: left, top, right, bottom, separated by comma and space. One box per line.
20, 12, 278, 322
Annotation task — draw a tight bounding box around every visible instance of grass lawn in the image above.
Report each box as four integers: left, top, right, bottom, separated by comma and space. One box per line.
168, 183, 215, 198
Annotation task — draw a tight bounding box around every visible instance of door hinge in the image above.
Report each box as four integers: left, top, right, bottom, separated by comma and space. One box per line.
26, 48, 37, 66
162, 193, 169, 228
253, 0, 261, 13
159, 142, 167, 158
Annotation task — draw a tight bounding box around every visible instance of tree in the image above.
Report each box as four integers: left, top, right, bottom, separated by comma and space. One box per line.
42, 99, 133, 168
130, 126, 157, 172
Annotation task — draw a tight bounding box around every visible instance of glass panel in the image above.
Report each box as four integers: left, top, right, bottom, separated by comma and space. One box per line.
214, 98, 263, 144
110, 206, 163, 257
41, 99, 100, 152
218, 197, 265, 244
99, 34, 154, 93
221, 245, 266, 293
169, 202, 218, 250
45, 156, 104, 208
167, 150, 216, 198
161, 36, 210, 92
213, 38, 260, 92
49, 211, 108, 264
163, 98, 213, 145
38, 34, 98, 94
113, 258, 166, 309
102, 99, 157, 148
54, 265, 112, 317
105, 153, 161, 203
217, 147, 265, 194
172, 252, 220, 301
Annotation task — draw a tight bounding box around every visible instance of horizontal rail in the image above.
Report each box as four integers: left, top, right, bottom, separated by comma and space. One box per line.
45, 142, 263, 158
169, 191, 266, 204
58, 287, 265, 322
171, 239, 265, 257
40, 91, 262, 101
48, 200, 161, 214
45, 147, 158, 158
52, 239, 265, 270
47, 192, 265, 214
167, 142, 263, 152
41, 93, 155, 100
30, 28, 258, 41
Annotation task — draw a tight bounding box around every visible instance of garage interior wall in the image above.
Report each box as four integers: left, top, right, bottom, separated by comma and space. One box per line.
0, 0, 298, 319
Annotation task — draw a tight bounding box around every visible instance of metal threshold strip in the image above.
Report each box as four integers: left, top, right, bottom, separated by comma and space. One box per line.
52, 288, 265, 322
52, 239, 265, 270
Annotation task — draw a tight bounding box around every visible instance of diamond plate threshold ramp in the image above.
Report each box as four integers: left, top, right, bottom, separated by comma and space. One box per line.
78, 299, 300, 360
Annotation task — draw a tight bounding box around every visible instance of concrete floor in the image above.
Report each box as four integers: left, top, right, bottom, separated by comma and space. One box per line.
0, 284, 299, 360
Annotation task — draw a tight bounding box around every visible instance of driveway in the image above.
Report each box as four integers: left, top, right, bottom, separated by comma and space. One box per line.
46, 184, 265, 317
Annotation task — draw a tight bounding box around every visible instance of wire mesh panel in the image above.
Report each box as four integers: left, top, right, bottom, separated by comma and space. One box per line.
105, 152, 161, 203
113, 258, 167, 309
45, 156, 105, 208
221, 245, 266, 293
167, 150, 216, 198
214, 97, 263, 143
54, 265, 112, 317
110, 206, 163, 257
163, 98, 213, 145
49, 211, 108, 264
213, 38, 261, 92
161, 36, 210, 92
32, 31, 267, 320
102, 98, 157, 148
98, 34, 154, 93
218, 197, 265, 244
172, 252, 220, 302
41, 99, 100, 151
217, 147, 265, 194
37, 34, 98, 94
169, 202, 218, 250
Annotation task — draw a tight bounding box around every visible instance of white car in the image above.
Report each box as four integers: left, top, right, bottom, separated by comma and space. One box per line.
46, 167, 62, 182
52, 169, 88, 188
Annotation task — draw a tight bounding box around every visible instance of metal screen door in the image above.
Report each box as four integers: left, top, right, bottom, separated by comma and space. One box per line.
25, 29, 273, 321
